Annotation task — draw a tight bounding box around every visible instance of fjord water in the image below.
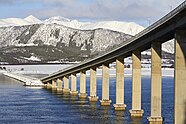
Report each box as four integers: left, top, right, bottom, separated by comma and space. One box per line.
0, 74, 174, 124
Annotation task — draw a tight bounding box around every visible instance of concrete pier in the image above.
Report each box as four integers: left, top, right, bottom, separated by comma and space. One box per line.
130, 50, 144, 116
70, 74, 78, 96
100, 64, 111, 106
148, 42, 163, 124
57, 78, 63, 92
113, 58, 126, 110
88, 67, 98, 102
79, 70, 87, 98
63, 76, 70, 93
47, 82, 52, 89
174, 30, 186, 124
52, 79, 57, 89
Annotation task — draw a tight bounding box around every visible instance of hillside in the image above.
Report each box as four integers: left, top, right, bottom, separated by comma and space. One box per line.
0, 16, 174, 64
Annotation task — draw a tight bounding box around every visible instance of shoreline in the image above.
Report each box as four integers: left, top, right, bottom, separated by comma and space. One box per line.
1, 68, 174, 77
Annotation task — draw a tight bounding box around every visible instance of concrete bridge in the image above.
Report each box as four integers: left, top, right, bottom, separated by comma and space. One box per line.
41, 1, 186, 124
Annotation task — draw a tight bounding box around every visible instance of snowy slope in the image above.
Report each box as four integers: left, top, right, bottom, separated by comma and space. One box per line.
44, 16, 144, 36
24, 15, 42, 24
44, 16, 174, 53
0, 15, 42, 27
0, 15, 144, 36
0, 23, 133, 64
0, 15, 174, 54
0, 18, 31, 27
162, 40, 174, 54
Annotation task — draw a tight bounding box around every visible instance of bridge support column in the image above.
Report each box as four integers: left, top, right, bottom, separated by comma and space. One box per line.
113, 58, 126, 110
100, 64, 111, 106
130, 50, 144, 116
43, 83, 47, 88
174, 30, 186, 124
70, 74, 78, 96
148, 42, 163, 124
63, 76, 70, 93
88, 67, 98, 102
57, 78, 63, 92
52, 79, 57, 89
79, 70, 87, 98
47, 82, 52, 89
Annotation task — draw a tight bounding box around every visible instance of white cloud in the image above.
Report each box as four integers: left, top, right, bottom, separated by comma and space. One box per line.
37, 0, 184, 19
0, 0, 185, 26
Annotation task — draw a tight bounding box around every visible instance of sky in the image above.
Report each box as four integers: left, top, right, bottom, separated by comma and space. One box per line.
0, 0, 185, 27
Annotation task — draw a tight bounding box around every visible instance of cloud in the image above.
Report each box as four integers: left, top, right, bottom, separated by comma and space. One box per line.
36, 0, 184, 19
33, 0, 182, 22
0, 0, 14, 5
0, 0, 185, 26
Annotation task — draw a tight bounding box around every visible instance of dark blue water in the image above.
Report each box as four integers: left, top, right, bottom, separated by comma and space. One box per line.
0, 74, 174, 124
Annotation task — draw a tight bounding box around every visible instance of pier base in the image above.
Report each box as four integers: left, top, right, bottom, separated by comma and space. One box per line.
70, 91, 78, 96
63, 89, 70, 94
43, 84, 47, 88
100, 100, 112, 106
52, 87, 57, 91
88, 96, 99, 102
46, 83, 52, 89
129, 110, 144, 117
113, 104, 126, 110
148, 117, 163, 124
57, 88, 63, 92
79, 93, 87, 99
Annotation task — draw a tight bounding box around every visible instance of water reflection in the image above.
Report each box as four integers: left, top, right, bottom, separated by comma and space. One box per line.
130, 116, 143, 124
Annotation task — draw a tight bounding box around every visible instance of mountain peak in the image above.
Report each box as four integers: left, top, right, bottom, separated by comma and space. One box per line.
45, 16, 71, 23
24, 15, 42, 24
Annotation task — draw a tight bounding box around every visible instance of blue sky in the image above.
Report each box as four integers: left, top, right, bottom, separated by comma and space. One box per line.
0, 0, 185, 27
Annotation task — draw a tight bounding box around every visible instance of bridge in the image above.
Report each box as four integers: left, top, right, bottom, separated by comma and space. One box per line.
41, 1, 186, 124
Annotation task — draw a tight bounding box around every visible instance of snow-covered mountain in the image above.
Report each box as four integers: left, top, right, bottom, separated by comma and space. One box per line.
0, 15, 174, 64
0, 23, 132, 64
0, 15, 144, 36
24, 15, 43, 24
0, 15, 42, 27
44, 16, 144, 36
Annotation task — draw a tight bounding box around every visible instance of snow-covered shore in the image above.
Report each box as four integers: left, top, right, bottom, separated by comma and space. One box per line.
1, 64, 174, 77
3, 72, 43, 86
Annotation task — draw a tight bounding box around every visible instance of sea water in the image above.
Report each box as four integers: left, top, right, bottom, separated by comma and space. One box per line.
0, 74, 174, 124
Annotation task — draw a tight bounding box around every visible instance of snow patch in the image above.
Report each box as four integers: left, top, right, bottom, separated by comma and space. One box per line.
0, 15, 42, 27
24, 15, 42, 24
23, 56, 41, 61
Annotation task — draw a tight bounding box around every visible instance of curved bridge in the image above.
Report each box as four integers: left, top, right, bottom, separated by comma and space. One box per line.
41, 1, 186, 124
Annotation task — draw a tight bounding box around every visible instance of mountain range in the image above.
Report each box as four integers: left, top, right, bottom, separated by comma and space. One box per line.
0, 15, 174, 64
